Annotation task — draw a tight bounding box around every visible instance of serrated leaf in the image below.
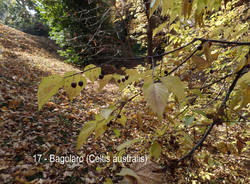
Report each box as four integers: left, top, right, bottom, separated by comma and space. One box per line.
150, 142, 162, 159
84, 64, 101, 82
77, 121, 96, 150
117, 168, 141, 182
162, 76, 186, 103
38, 74, 64, 110
116, 139, 142, 151
63, 71, 86, 100
184, 115, 194, 126
143, 79, 169, 117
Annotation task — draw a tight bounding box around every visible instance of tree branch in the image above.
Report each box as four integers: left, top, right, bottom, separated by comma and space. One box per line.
167, 48, 198, 75
155, 64, 248, 173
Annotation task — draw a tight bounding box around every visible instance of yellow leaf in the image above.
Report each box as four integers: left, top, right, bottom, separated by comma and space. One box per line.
84, 64, 101, 82
143, 78, 169, 117
77, 121, 96, 150
63, 71, 86, 100
98, 74, 113, 91
38, 74, 63, 110
95, 119, 108, 140
162, 76, 186, 103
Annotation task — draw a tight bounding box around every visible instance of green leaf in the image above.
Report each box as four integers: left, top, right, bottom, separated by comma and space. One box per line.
94, 115, 113, 140
184, 115, 194, 126
150, 141, 162, 159
84, 64, 101, 82
63, 71, 86, 100
117, 168, 140, 182
162, 76, 186, 103
77, 121, 96, 150
113, 128, 121, 137
95, 119, 107, 140
38, 74, 64, 110
116, 138, 142, 151
143, 78, 169, 117
117, 113, 127, 126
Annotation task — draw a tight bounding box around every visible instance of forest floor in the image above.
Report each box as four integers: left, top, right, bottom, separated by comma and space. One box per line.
0, 24, 249, 184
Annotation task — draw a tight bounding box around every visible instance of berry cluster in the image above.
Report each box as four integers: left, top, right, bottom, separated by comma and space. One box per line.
71, 81, 84, 88
117, 75, 129, 83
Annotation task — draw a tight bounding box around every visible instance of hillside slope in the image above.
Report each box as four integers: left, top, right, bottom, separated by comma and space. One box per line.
0, 24, 118, 183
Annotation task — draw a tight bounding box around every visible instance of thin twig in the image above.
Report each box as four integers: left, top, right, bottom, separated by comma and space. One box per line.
155, 64, 248, 172
168, 48, 198, 75
196, 38, 250, 46
63, 39, 249, 79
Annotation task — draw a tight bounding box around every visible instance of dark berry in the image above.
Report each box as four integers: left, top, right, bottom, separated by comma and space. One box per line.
125, 75, 129, 80
78, 81, 83, 87
197, 45, 203, 50
117, 79, 121, 83
99, 74, 104, 79
122, 78, 126, 82
71, 82, 77, 88
117, 114, 121, 118
210, 70, 214, 74
107, 120, 113, 127
164, 70, 168, 75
